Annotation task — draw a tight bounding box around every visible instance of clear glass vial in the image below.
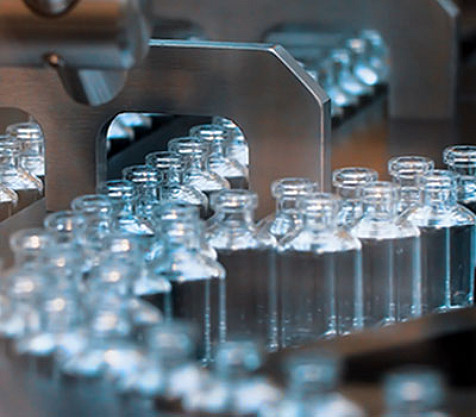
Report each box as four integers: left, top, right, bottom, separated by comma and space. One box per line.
189, 124, 249, 189
402, 170, 476, 312
150, 215, 226, 365
6, 121, 45, 179
332, 167, 378, 228
352, 182, 422, 326
0, 135, 43, 211
443, 145, 476, 213
122, 165, 163, 222
260, 351, 365, 417
145, 151, 208, 218
383, 368, 449, 417
168, 136, 230, 203
183, 340, 282, 416
389, 156, 434, 214
331, 49, 373, 98
278, 193, 363, 347
206, 190, 278, 351
97, 179, 154, 236
212, 116, 249, 168
258, 177, 314, 242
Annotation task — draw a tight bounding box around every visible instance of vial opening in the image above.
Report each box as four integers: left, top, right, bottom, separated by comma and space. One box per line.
145, 151, 182, 170
297, 192, 340, 216
211, 190, 258, 211
443, 145, 476, 168
44, 210, 86, 235
189, 124, 228, 142
388, 156, 435, 179
332, 167, 378, 189
271, 177, 314, 199
168, 137, 209, 156
98, 180, 137, 200
71, 194, 114, 216
6, 122, 43, 144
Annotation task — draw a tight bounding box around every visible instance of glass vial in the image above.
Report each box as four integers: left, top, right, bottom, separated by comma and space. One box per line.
351, 182, 422, 326
383, 368, 449, 417
189, 124, 249, 189
278, 193, 363, 347
206, 190, 278, 351
168, 136, 230, 203
258, 177, 315, 242
212, 116, 250, 169
145, 151, 208, 218
332, 167, 378, 228
0, 135, 43, 211
6, 121, 45, 180
388, 156, 434, 214
402, 170, 475, 312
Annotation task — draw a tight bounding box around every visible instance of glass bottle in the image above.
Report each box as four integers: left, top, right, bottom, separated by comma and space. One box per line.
443, 145, 476, 213
97, 179, 154, 236
122, 165, 162, 222
0, 183, 18, 221
212, 116, 249, 168
189, 124, 249, 189
117, 321, 205, 409
389, 156, 434, 214
317, 58, 357, 118
150, 215, 225, 365
0, 135, 43, 211
206, 190, 277, 351
183, 340, 282, 415
260, 351, 365, 417
278, 193, 363, 347
360, 30, 390, 84
258, 177, 314, 241
401, 171, 475, 312
330, 49, 373, 98
6, 121, 45, 180
352, 182, 422, 326
168, 136, 230, 205
71, 194, 115, 271
332, 167, 378, 228
346, 37, 381, 87
383, 368, 449, 417
145, 151, 208, 218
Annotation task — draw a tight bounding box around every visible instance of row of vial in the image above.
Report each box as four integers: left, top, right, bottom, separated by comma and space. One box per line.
0, 307, 452, 417
269, 29, 390, 119
1, 137, 475, 366
0, 120, 45, 218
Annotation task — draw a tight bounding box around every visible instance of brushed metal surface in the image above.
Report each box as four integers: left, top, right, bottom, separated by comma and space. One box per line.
0, 40, 330, 218
153, 0, 459, 120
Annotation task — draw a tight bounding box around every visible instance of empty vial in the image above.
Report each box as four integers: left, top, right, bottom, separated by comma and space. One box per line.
401, 171, 476, 312
258, 177, 314, 242
279, 193, 363, 347
260, 351, 365, 417
183, 340, 282, 415
346, 37, 381, 88
190, 124, 249, 189
388, 156, 434, 214
6, 121, 45, 180
383, 368, 449, 417
150, 215, 225, 365
168, 136, 230, 206
0, 183, 18, 221
443, 145, 476, 213
0, 135, 43, 211
212, 116, 249, 168
352, 182, 422, 326
332, 167, 378, 228
145, 151, 208, 218
122, 165, 162, 222
206, 190, 278, 350
97, 179, 154, 236
331, 49, 373, 99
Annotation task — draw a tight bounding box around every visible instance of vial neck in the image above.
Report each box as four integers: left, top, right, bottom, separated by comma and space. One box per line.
363, 201, 396, 221
302, 213, 336, 230
424, 189, 457, 211
217, 208, 255, 227
166, 165, 182, 185
276, 196, 300, 215
0, 151, 20, 170
458, 176, 476, 203
185, 153, 206, 172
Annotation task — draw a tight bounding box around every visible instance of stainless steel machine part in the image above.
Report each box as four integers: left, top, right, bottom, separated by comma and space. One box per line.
153, 0, 459, 120
0, 40, 330, 218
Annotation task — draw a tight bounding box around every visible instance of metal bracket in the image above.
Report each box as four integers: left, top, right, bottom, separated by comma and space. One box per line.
0, 41, 330, 217
153, 0, 460, 120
